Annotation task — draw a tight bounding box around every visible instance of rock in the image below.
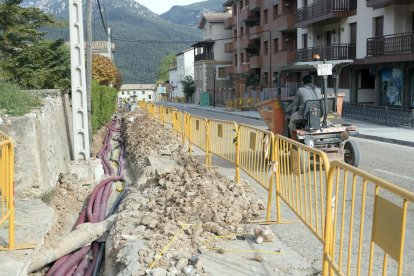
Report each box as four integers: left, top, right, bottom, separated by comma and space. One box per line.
150, 268, 168, 276
160, 149, 172, 156
0, 117, 3, 125
256, 236, 264, 244
176, 258, 188, 270
183, 265, 194, 275
254, 226, 276, 242
147, 156, 179, 176
251, 254, 264, 262
175, 249, 192, 260
127, 116, 135, 123
189, 255, 199, 266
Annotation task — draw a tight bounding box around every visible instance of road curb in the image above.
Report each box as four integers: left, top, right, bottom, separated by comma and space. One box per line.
356, 134, 414, 147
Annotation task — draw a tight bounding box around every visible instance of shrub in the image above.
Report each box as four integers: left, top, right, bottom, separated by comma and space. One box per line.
92, 80, 118, 133
0, 82, 42, 116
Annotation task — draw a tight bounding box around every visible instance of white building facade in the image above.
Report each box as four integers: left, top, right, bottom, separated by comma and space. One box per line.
118, 84, 155, 102
193, 11, 234, 105
175, 48, 195, 99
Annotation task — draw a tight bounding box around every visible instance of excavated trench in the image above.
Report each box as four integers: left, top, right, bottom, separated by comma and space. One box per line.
32, 109, 270, 276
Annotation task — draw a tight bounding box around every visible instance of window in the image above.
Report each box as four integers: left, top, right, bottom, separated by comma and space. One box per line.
240, 27, 244, 36
273, 38, 279, 53
148, 95, 152, 100
338, 66, 351, 89
122, 91, 125, 95
218, 67, 227, 78
241, 53, 245, 63
142, 91, 145, 95
302, 34, 308, 49
209, 25, 212, 34
264, 41, 269, 55
273, 5, 278, 20
234, 30, 237, 38
263, 9, 268, 24
263, 72, 269, 85
374, 16, 384, 37
234, 54, 238, 65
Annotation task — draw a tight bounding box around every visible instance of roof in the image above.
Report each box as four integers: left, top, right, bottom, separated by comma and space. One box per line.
191, 39, 215, 48
223, 0, 240, 7
176, 48, 194, 56
199, 12, 232, 29
120, 84, 156, 90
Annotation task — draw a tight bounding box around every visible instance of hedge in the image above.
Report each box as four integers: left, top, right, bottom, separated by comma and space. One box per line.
92, 80, 118, 134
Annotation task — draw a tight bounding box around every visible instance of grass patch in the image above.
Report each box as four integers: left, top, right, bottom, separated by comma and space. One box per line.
0, 82, 42, 116
39, 189, 55, 204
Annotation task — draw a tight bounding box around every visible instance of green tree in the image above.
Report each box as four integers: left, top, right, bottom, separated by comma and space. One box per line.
156, 53, 176, 84
1, 39, 70, 90
180, 75, 195, 102
0, 0, 70, 90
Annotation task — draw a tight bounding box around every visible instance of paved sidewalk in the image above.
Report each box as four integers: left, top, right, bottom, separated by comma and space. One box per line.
162, 102, 414, 147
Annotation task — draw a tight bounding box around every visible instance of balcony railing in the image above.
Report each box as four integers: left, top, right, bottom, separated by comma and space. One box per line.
296, 0, 357, 27
195, 52, 214, 62
367, 32, 414, 56
296, 44, 356, 62
249, 0, 262, 10
366, 0, 412, 9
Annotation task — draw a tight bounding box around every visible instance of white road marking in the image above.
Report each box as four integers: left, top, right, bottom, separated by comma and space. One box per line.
374, 169, 414, 181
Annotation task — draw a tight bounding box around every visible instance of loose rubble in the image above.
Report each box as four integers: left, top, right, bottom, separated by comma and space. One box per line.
106, 110, 266, 275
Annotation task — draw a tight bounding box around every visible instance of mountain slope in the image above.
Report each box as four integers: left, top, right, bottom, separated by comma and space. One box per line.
160, 0, 224, 28
22, 0, 201, 83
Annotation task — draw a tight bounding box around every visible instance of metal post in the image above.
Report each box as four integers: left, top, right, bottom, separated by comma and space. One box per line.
86, 0, 93, 157
69, 0, 90, 160
213, 68, 216, 108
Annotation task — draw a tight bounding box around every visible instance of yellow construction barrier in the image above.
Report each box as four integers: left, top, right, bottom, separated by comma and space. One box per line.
172, 109, 183, 135
272, 135, 330, 241
225, 97, 258, 110
188, 115, 208, 165
237, 124, 274, 190
207, 119, 239, 181
183, 112, 191, 144
0, 131, 14, 250
323, 161, 414, 276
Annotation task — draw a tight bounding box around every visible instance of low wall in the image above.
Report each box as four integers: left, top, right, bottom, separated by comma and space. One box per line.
0, 90, 72, 196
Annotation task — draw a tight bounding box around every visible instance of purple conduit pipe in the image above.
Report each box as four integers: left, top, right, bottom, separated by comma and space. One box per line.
49, 116, 123, 276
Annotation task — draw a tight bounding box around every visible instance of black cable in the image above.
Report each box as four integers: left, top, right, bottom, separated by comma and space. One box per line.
96, 0, 108, 36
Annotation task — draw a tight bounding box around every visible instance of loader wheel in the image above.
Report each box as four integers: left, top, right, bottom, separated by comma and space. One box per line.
344, 140, 360, 167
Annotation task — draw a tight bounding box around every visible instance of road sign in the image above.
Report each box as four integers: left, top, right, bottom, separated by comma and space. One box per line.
317, 63, 333, 76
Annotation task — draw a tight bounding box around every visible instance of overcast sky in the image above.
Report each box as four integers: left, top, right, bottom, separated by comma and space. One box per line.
137, 0, 204, 14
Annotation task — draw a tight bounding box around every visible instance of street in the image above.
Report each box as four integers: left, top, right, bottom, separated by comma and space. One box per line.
172, 104, 414, 191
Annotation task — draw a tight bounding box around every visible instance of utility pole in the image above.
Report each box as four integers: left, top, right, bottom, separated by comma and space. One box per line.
213, 68, 216, 108
86, 0, 93, 157
69, 0, 90, 160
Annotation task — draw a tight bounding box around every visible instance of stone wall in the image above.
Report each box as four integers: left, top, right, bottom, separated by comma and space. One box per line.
0, 90, 72, 196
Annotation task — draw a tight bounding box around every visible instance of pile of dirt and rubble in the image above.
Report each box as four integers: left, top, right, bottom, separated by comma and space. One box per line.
105, 111, 266, 276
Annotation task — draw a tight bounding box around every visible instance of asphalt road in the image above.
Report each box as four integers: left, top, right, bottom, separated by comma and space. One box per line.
174, 104, 414, 189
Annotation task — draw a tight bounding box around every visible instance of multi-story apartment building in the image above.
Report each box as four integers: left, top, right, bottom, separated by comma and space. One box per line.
296, 0, 414, 110
223, 0, 298, 92
192, 11, 234, 105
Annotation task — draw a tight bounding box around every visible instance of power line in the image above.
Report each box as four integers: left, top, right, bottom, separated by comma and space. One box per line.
96, 0, 108, 36
111, 29, 272, 45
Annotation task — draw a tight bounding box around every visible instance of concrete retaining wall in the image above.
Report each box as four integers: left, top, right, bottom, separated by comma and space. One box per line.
0, 90, 72, 196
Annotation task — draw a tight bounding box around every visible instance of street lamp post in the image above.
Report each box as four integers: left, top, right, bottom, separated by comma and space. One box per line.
213, 68, 217, 108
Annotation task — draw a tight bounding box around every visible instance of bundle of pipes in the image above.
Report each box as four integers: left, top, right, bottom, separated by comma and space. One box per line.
46, 115, 126, 276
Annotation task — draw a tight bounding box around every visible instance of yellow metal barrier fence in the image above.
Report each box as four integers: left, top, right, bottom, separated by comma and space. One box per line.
272, 135, 330, 241
238, 124, 274, 190
172, 110, 183, 135
188, 115, 208, 165
0, 131, 14, 250
183, 112, 191, 144
225, 97, 259, 110
323, 161, 414, 276
207, 119, 239, 182
162, 107, 173, 126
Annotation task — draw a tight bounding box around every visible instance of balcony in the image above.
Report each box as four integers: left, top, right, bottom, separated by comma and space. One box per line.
296, 0, 357, 28
272, 50, 296, 65
224, 41, 235, 53
249, 0, 262, 11
274, 12, 296, 32
250, 56, 262, 68
224, 17, 234, 30
366, 0, 412, 9
240, 63, 250, 72
366, 32, 414, 62
240, 36, 252, 49
296, 44, 356, 62
240, 6, 250, 22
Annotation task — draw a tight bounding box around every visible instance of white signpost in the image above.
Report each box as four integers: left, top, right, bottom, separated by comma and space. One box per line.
69, 0, 90, 160
317, 63, 333, 76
